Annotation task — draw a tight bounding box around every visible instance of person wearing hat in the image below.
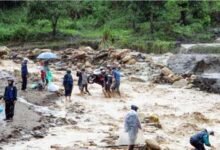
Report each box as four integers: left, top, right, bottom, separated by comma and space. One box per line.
21, 58, 28, 91
124, 105, 142, 150
3, 78, 17, 121
63, 69, 73, 102
190, 129, 215, 150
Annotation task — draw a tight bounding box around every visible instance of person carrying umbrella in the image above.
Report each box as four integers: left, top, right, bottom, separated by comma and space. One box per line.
63, 69, 73, 102
3, 77, 17, 121
21, 58, 28, 91
37, 52, 58, 86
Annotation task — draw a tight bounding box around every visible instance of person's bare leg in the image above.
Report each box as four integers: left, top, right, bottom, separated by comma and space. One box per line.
128, 145, 134, 150
85, 84, 91, 95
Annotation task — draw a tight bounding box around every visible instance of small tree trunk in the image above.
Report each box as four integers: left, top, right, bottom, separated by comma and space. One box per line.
149, 12, 154, 39
51, 16, 59, 37
52, 23, 57, 37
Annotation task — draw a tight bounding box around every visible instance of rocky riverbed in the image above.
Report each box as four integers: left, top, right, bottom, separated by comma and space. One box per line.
0, 46, 219, 150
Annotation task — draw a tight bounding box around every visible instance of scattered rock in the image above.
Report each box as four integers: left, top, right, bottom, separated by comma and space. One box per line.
144, 139, 161, 150
0, 46, 10, 58
154, 67, 181, 84
126, 58, 136, 65
110, 49, 131, 59
122, 55, 133, 63
142, 115, 162, 129
129, 76, 146, 82
161, 67, 173, 76
50, 144, 62, 149
85, 61, 92, 68
173, 79, 188, 88
31, 130, 46, 139
71, 50, 87, 59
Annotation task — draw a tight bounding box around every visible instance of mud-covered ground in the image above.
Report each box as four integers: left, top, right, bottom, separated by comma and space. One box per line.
0, 58, 219, 150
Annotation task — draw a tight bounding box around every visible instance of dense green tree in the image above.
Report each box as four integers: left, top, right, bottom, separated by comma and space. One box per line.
27, 1, 70, 36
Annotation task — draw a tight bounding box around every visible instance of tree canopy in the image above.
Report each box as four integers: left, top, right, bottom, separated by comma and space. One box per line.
0, 0, 220, 51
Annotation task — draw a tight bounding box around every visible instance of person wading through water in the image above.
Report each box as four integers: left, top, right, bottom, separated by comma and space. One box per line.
124, 105, 142, 150
3, 78, 17, 121
81, 68, 91, 95
76, 69, 82, 92
63, 69, 73, 102
111, 66, 121, 96
190, 129, 215, 150
21, 58, 28, 91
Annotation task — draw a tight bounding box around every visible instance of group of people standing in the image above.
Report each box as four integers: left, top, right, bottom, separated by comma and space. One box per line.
2, 58, 29, 122
63, 65, 122, 101
2, 59, 52, 121
100, 66, 121, 97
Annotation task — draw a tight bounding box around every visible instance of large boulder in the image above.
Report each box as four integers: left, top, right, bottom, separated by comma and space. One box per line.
0, 46, 10, 58
193, 73, 220, 93
156, 67, 182, 84
168, 54, 220, 93
167, 54, 220, 75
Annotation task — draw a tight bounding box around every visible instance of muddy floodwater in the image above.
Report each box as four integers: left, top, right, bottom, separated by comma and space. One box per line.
0, 54, 220, 150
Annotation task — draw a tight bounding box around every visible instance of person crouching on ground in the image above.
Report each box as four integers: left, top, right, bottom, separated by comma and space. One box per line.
81, 68, 91, 95
63, 69, 73, 102
124, 105, 142, 150
3, 78, 17, 121
21, 58, 28, 91
190, 129, 215, 150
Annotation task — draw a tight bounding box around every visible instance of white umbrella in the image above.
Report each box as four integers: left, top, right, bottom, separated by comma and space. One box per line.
37, 52, 58, 60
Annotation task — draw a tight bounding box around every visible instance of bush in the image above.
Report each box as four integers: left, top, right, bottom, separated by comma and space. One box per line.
11, 25, 29, 41
188, 45, 220, 53
116, 39, 177, 54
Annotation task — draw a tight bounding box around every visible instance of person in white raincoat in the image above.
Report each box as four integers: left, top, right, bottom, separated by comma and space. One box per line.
124, 105, 142, 150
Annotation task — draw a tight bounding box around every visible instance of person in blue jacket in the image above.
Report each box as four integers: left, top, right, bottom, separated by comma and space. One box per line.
63, 70, 73, 102
3, 78, 17, 121
111, 66, 121, 96
190, 129, 215, 150
21, 58, 28, 91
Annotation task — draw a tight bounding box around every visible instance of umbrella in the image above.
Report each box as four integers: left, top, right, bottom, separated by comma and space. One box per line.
37, 52, 58, 59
